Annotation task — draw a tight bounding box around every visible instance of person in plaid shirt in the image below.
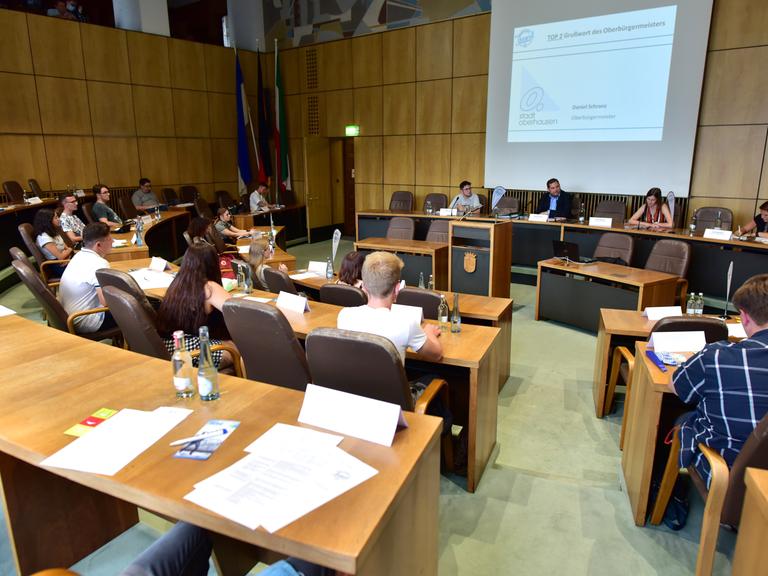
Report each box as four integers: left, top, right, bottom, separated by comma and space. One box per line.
670, 273, 768, 487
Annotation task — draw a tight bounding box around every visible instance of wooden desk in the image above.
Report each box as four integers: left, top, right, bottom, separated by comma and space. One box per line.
354, 237, 449, 291
108, 211, 191, 263
235, 233, 295, 269
0, 315, 441, 575
732, 468, 768, 575
535, 258, 678, 332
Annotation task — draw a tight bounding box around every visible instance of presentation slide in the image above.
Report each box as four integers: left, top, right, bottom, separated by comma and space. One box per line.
508, 6, 676, 142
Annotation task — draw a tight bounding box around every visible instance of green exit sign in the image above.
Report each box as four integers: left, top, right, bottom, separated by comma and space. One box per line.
345, 125, 360, 136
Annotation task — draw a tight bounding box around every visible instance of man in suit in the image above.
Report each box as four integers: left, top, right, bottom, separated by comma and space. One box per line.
537, 178, 572, 219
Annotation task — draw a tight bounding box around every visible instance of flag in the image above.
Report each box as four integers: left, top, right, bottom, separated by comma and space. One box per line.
255, 52, 272, 183
235, 55, 252, 196
274, 44, 291, 194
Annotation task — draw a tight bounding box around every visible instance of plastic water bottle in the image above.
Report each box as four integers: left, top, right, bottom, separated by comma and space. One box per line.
450, 293, 461, 333
578, 202, 585, 224
427, 274, 434, 291
418, 272, 425, 289
135, 217, 144, 246
714, 211, 722, 230
686, 293, 695, 315
22, 188, 28, 204
197, 326, 220, 401
697, 293, 705, 315
438, 294, 449, 332
171, 331, 195, 398
325, 257, 333, 280
689, 215, 697, 236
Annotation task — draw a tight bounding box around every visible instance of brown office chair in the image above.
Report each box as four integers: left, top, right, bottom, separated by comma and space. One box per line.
17, 223, 69, 285
263, 267, 298, 295
388, 190, 414, 212
593, 200, 627, 227
477, 193, 487, 214
9, 246, 27, 264
194, 197, 214, 219
222, 299, 310, 390
27, 178, 44, 197
216, 190, 237, 209
694, 207, 734, 232
95, 269, 158, 320
82, 202, 96, 224
11, 259, 121, 342
425, 219, 449, 243
644, 239, 691, 305
319, 283, 367, 307
606, 316, 728, 449
593, 232, 634, 266
182, 230, 194, 248
2, 180, 24, 203
162, 187, 178, 204
495, 196, 520, 216
179, 185, 198, 203
397, 287, 442, 320
424, 193, 447, 211
385, 217, 415, 240
118, 195, 139, 220
650, 414, 768, 576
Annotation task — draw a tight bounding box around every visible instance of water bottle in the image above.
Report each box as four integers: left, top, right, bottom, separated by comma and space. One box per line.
424, 200, 432, 215
22, 188, 28, 204
197, 326, 220, 401
450, 293, 461, 333
714, 211, 722, 230
325, 257, 333, 280
171, 331, 195, 398
686, 293, 695, 315
578, 202, 585, 224
135, 217, 144, 246
689, 215, 697, 236
697, 293, 704, 315
427, 274, 434, 291
155, 205, 161, 221
418, 272, 425, 289
438, 294, 449, 332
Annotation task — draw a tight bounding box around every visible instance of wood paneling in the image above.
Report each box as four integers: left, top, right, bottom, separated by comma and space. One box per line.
126, 31, 170, 87
0, 135, 49, 188
354, 87, 382, 136
208, 93, 236, 139
415, 135, 451, 186
44, 135, 97, 189
690, 126, 766, 198
177, 138, 212, 183
132, 86, 174, 137
27, 14, 84, 79
453, 14, 490, 77
239, 50, 259, 96
213, 181, 238, 200
688, 196, 759, 230
93, 137, 139, 186
415, 185, 452, 212
204, 45, 234, 93
352, 34, 382, 88
81, 24, 130, 83
169, 39, 206, 90
36, 77, 91, 135
290, 138, 304, 184
383, 83, 415, 135
325, 90, 354, 138
452, 76, 487, 133
290, 179, 306, 206
710, 0, 768, 50
285, 94, 303, 139
416, 21, 452, 81
354, 137, 382, 184
0, 9, 33, 74
700, 47, 768, 125
450, 132, 484, 187
383, 135, 415, 185
757, 136, 768, 201
211, 138, 236, 183
172, 89, 209, 138
355, 183, 383, 210
0, 72, 41, 133
320, 41, 352, 91
88, 81, 135, 136
302, 93, 326, 137
138, 138, 178, 184
383, 28, 415, 84
281, 48, 301, 95
416, 79, 451, 134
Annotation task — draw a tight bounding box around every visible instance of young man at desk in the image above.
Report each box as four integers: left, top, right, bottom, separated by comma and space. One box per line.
250, 182, 276, 213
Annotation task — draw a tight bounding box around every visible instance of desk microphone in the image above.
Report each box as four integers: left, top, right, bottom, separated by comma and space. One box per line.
721, 260, 734, 320
450, 195, 460, 210
457, 206, 480, 222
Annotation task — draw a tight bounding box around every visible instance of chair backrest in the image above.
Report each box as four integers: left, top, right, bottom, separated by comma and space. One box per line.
495, 196, 520, 215
206, 226, 229, 254
95, 269, 156, 321
263, 267, 298, 295
222, 299, 311, 391
694, 206, 734, 231
305, 327, 414, 411
389, 190, 414, 212
82, 202, 96, 224
27, 178, 44, 197
385, 217, 415, 240
593, 232, 634, 265
101, 286, 169, 360
397, 287, 442, 320
594, 200, 627, 226
721, 414, 768, 526
162, 187, 178, 203
425, 219, 449, 243
3, 180, 24, 203
477, 193, 487, 214
182, 230, 194, 248
179, 185, 198, 203
644, 239, 691, 277
319, 283, 367, 307
118, 196, 138, 220
17, 223, 47, 270
194, 197, 214, 219
216, 190, 236, 209
9, 246, 27, 264
424, 193, 447, 210
651, 316, 729, 343
11, 259, 69, 331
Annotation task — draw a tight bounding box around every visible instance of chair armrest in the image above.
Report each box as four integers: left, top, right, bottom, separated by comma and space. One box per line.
693, 444, 730, 576
190, 343, 243, 378
414, 377, 449, 416
40, 259, 69, 282
676, 278, 689, 306
66, 307, 111, 333
698, 444, 730, 503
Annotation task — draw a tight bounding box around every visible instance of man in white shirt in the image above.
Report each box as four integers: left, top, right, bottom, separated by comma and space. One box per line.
337, 251, 442, 362
249, 183, 274, 213
450, 180, 482, 214
59, 193, 86, 244
59, 222, 116, 333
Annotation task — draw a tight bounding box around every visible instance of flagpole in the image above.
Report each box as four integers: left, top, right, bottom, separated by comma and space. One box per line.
244, 39, 260, 188
274, 37, 281, 209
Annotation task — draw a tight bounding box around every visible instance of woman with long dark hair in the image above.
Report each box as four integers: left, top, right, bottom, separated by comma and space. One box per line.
628, 187, 673, 230
336, 251, 365, 288
34, 208, 74, 261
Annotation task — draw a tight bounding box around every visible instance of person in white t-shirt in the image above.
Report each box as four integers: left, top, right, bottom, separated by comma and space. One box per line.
58, 222, 116, 333
337, 251, 442, 362
249, 183, 275, 213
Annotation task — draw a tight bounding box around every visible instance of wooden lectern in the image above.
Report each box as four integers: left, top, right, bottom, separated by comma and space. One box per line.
449, 220, 513, 297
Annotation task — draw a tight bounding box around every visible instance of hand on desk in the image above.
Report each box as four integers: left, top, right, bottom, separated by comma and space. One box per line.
423, 323, 441, 338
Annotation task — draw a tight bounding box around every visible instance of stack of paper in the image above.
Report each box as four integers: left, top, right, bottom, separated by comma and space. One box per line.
128, 269, 176, 290
185, 423, 377, 533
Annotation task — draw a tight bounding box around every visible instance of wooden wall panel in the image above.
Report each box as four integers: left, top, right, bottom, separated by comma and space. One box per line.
383, 135, 415, 185
285, 94, 303, 138
354, 87, 382, 136
36, 77, 91, 135
301, 93, 326, 137
0, 135, 49, 188
169, 39, 206, 90
690, 126, 766, 198
452, 76, 487, 133
133, 86, 174, 136
239, 50, 259, 96
416, 79, 451, 134
382, 28, 415, 84
81, 24, 130, 83
383, 83, 415, 135
416, 21, 452, 81
352, 34, 382, 88
44, 136, 97, 189
209, 93, 236, 139
415, 185, 452, 212
688, 196, 758, 230
27, 14, 84, 79
355, 183, 383, 210
760, 141, 768, 200
354, 137, 382, 184
137, 138, 178, 184
290, 138, 304, 184
281, 48, 301, 96
415, 135, 451, 186
0, 9, 33, 74
211, 138, 236, 182
177, 138, 213, 183
450, 133, 484, 186
93, 137, 139, 186
325, 90, 354, 137
126, 32, 170, 87
291, 179, 306, 206
320, 40, 353, 91
700, 47, 768, 125
0, 72, 41, 133
213, 181, 238, 200
204, 45, 235, 93
173, 90, 210, 138
709, 0, 768, 50
88, 81, 135, 136
453, 14, 489, 77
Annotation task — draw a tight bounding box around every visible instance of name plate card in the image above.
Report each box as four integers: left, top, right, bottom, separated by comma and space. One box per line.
703, 228, 733, 241
439, 208, 457, 216
275, 291, 309, 314
307, 261, 327, 276
528, 213, 549, 222
649, 331, 706, 353
589, 216, 613, 228
27, 196, 43, 204
642, 306, 683, 321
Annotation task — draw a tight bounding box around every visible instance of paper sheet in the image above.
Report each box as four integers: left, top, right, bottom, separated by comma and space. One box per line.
307, 261, 327, 276
128, 269, 175, 290
643, 306, 683, 321
289, 271, 319, 281
728, 322, 747, 339
244, 422, 342, 453
276, 291, 309, 313
238, 245, 250, 254
0, 305, 16, 317
648, 331, 707, 353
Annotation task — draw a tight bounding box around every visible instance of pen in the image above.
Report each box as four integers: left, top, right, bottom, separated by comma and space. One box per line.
169, 428, 229, 447
645, 350, 668, 372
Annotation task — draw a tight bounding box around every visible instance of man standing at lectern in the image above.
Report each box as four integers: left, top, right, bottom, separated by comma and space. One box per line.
537, 178, 572, 219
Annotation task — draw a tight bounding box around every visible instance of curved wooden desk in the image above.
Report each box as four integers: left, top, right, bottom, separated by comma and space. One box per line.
108, 211, 191, 263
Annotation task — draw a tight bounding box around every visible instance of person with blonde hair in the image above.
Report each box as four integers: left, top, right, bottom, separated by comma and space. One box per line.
248, 237, 288, 290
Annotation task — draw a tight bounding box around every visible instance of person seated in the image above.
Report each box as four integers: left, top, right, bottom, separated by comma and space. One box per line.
187, 217, 219, 248
91, 183, 124, 230
737, 199, 768, 238
156, 243, 235, 369
58, 222, 117, 333
59, 192, 86, 244
132, 177, 160, 212
536, 178, 572, 220
250, 182, 276, 213
450, 180, 482, 214
248, 237, 288, 290
336, 251, 365, 288
628, 187, 674, 230
214, 207, 251, 240
34, 208, 74, 262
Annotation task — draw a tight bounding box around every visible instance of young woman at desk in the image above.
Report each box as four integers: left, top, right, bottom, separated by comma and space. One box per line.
214, 207, 251, 240
34, 208, 74, 263
628, 187, 674, 230
737, 200, 768, 238
336, 251, 366, 288
248, 237, 288, 290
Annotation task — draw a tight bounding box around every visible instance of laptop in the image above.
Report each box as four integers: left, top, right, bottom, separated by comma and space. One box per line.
552, 241, 596, 264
